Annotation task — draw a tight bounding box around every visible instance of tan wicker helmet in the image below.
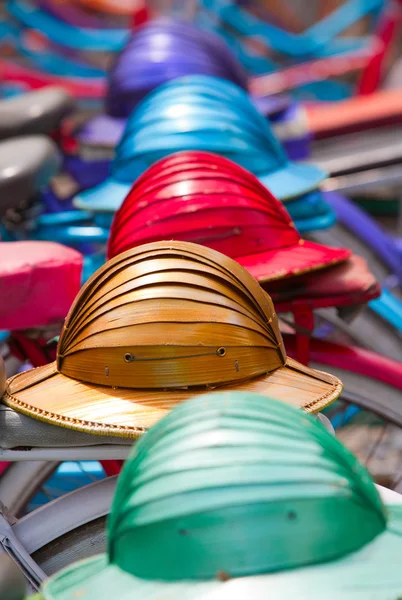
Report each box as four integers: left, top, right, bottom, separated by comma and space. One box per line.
3, 241, 342, 437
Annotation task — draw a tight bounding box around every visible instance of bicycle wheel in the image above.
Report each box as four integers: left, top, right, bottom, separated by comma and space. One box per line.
2, 353, 400, 519
0, 461, 58, 517
314, 306, 402, 362
0, 460, 106, 517
9, 375, 402, 592
312, 360, 402, 492
308, 223, 402, 361
11, 476, 116, 590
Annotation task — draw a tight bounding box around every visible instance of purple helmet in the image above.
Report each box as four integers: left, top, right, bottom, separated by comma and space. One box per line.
78, 18, 290, 152
105, 18, 249, 117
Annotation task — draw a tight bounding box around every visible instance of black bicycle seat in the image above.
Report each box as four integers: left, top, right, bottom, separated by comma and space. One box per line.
0, 136, 61, 216
0, 554, 26, 600
0, 87, 73, 141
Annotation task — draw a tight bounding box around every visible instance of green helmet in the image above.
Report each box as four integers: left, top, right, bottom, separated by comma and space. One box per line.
39, 392, 402, 599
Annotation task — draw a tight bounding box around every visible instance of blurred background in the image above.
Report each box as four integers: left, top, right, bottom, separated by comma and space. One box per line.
0, 0, 401, 500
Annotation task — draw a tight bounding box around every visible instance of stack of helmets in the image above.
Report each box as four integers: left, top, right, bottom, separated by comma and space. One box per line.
2, 241, 342, 437
79, 19, 289, 150
108, 150, 349, 285
106, 151, 383, 363
38, 391, 402, 599
106, 18, 248, 116
74, 75, 330, 232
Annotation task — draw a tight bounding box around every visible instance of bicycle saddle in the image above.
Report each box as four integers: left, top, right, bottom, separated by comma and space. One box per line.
0, 241, 82, 331
0, 136, 61, 216
0, 86, 73, 141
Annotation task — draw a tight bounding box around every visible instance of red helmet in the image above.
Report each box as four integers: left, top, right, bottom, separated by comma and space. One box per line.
108, 151, 349, 282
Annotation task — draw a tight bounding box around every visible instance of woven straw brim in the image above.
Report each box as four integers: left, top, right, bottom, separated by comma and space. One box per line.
3, 358, 342, 438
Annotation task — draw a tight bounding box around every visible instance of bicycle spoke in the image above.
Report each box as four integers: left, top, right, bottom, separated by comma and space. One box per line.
26, 461, 106, 514
364, 423, 388, 467
328, 393, 402, 492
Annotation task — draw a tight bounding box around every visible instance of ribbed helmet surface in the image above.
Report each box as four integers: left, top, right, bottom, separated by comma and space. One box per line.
110, 74, 287, 182
106, 19, 248, 117
109, 391, 386, 580
56, 241, 286, 389
108, 151, 298, 260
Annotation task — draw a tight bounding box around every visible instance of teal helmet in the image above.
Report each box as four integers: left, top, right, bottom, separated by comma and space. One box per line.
73, 75, 327, 228
40, 391, 402, 599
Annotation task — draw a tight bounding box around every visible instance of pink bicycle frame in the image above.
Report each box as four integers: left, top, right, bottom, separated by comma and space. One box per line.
357, 0, 402, 95
249, 37, 380, 97
0, 58, 105, 98
284, 334, 402, 390
274, 284, 380, 366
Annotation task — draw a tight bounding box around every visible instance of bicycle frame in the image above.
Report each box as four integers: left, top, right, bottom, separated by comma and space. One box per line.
1, 472, 401, 596
324, 191, 402, 280
284, 335, 402, 390
0, 21, 107, 79
7, 0, 129, 52
0, 58, 105, 99
38, 0, 132, 29
1, 325, 121, 478
357, 0, 402, 94
249, 42, 379, 97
